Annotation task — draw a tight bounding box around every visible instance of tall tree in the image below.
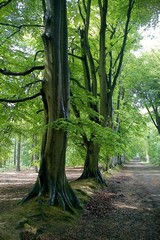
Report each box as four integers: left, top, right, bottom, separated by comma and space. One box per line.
75, 0, 105, 183
16, 135, 21, 171
21, 0, 80, 209
0, 0, 80, 209
69, 0, 136, 180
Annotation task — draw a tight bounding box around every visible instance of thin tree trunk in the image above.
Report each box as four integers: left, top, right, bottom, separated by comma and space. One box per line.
32, 135, 39, 173
16, 136, 21, 171
77, 1, 104, 183
14, 137, 16, 166
99, 0, 108, 127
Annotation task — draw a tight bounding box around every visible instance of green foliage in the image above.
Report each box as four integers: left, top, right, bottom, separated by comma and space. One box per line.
66, 139, 85, 166
125, 51, 160, 135
148, 126, 160, 165
0, 0, 160, 169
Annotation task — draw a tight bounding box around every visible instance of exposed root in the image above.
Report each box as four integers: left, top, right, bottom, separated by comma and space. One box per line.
78, 168, 107, 186
49, 181, 82, 212
19, 177, 82, 211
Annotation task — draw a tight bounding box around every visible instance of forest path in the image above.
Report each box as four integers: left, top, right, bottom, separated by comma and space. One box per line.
62, 159, 160, 239
0, 166, 83, 214
1, 160, 160, 239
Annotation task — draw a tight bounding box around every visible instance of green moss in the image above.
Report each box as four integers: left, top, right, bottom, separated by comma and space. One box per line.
0, 177, 108, 240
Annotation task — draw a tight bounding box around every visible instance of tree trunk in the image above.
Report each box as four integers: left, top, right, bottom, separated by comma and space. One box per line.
78, 139, 105, 184
32, 135, 39, 173
20, 0, 80, 210
77, 1, 104, 183
16, 136, 21, 171
155, 111, 160, 134
99, 0, 108, 127
14, 137, 16, 166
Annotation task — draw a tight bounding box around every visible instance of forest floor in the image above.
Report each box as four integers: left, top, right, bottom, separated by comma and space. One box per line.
0, 159, 160, 239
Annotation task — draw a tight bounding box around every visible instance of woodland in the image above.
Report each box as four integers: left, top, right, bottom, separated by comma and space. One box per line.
0, 0, 160, 212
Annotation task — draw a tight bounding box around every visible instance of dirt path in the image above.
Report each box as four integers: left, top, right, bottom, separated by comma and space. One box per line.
1, 160, 160, 239
62, 159, 160, 239
0, 167, 83, 214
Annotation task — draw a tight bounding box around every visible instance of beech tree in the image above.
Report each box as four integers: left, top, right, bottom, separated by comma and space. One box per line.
68, 0, 137, 181
68, 0, 160, 177
1, 0, 160, 208
74, 0, 105, 183
0, 0, 80, 209
34, 0, 80, 209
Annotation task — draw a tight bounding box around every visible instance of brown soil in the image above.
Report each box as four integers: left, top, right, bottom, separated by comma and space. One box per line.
1, 160, 160, 239
0, 167, 83, 214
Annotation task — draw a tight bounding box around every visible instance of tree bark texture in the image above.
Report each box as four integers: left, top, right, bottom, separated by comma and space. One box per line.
78, 139, 105, 184
99, 0, 135, 128
77, 0, 104, 183
20, 0, 80, 210
99, 0, 108, 127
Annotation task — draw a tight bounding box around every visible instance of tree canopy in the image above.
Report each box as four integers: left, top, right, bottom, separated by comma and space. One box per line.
0, 0, 160, 208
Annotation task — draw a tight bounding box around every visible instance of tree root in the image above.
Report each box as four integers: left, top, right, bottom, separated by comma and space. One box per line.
49, 180, 82, 211
19, 177, 82, 211
78, 168, 107, 186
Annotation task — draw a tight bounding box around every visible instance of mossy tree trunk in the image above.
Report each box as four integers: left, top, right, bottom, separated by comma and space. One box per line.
21, 0, 80, 210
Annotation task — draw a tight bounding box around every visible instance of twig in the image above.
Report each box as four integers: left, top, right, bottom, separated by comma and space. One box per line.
0, 0, 12, 9
0, 92, 41, 103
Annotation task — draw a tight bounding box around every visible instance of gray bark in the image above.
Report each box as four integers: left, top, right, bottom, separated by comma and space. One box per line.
20, 0, 80, 210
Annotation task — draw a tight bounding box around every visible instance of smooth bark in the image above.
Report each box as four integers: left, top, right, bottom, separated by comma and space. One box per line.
77, 0, 104, 183
98, 0, 108, 127
20, 0, 80, 210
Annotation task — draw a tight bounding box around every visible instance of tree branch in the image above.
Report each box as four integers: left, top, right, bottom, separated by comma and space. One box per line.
0, 0, 12, 9
145, 103, 158, 129
23, 80, 43, 89
82, 0, 87, 13
0, 65, 44, 76
112, 0, 135, 91
2, 28, 21, 44
0, 22, 44, 45
68, 52, 83, 60
0, 92, 42, 103
0, 22, 44, 28
34, 50, 44, 61
71, 77, 85, 90
78, 1, 85, 25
